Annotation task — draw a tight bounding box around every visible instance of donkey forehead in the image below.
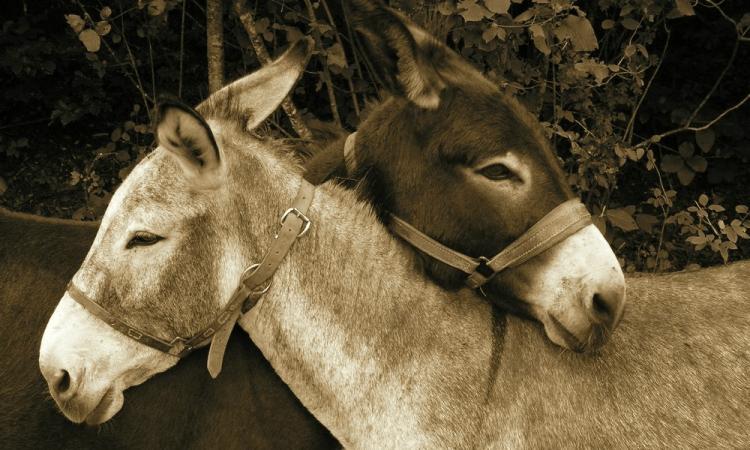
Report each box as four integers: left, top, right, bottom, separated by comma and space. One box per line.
101, 150, 202, 232
425, 91, 553, 166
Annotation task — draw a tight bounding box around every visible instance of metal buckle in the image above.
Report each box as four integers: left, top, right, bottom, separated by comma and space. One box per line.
280, 207, 311, 237
241, 263, 272, 294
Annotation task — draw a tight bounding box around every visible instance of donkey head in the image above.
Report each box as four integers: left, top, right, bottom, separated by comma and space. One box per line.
344, 0, 625, 352
38, 40, 312, 425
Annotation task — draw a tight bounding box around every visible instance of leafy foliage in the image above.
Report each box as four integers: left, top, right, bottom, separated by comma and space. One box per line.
1, 0, 748, 271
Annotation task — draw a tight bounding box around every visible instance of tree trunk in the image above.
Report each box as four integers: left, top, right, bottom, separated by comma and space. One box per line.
206, 0, 224, 94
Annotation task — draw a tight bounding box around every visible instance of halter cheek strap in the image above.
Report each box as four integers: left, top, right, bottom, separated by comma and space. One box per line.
66, 179, 315, 378
388, 199, 592, 289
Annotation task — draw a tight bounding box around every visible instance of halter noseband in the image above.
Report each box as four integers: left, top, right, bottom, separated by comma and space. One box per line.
66, 179, 316, 378
344, 131, 593, 289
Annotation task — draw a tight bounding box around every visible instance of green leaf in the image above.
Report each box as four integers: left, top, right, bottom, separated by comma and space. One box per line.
677, 166, 695, 185
554, 15, 598, 52
326, 43, 347, 68
79, 29, 101, 52
573, 60, 609, 83
458, 0, 491, 22
660, 154, 684, 173
65, 14, 85, 34
635, 213, 659, 233
607, 207, 639, 232
601, 19, 615, 30
100, 6, 112, 19
675, 0, 695, 17
686, 235, 706, 245
529, 24, 550, 55
686, 155, 707, 173
621, 17, 639, 30
695, 129, 715, 153
698, 194, 709, 206
736, 205, 749, 214
95, 21, 111, 36
678, 141, 694, 158
484, 0, 510, 15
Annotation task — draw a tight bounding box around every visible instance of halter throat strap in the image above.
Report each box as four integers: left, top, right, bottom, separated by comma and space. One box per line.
388, 199, 592, 289
66, 179, 316, 378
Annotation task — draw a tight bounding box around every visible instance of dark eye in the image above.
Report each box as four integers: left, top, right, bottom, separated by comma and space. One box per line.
126, 231, 163, 249
477, 163, 515, 181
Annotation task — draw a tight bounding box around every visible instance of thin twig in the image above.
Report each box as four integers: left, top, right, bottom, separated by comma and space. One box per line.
206, 0, 225, 94
302, 0, 342, 127
625, 26, 670, 144
634, 91, 750, 147
232, 0, 312, 140
178, 0, 186, 97
320, 0, 360, 116
147, 34, 157, 102
685, 37, 739, 127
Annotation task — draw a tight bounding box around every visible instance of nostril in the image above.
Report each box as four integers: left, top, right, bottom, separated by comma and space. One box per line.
55, 370, 71, 393
589, 293, 613, 326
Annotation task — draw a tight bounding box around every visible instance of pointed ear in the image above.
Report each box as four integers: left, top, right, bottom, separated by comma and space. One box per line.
156, 100, 223, 190
197, 38, 313, 130
346, 0, 446, 109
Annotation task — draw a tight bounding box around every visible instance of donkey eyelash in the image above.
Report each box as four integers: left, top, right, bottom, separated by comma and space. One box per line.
126, 231, 164, 249
476, 163, 518, 181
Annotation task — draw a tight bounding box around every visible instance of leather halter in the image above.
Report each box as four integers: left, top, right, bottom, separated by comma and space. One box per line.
388, 199, 592, 289
343, 132, 592, 289
66, 179, 316, 378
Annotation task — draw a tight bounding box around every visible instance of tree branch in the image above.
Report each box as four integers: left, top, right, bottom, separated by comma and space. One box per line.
232, 0, 312, 140
302, 0, 342, 127
206, 0, 225, 94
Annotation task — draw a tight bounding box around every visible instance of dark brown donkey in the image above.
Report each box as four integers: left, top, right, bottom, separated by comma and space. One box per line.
306, 0, 626, 352
0, 212, 336, 449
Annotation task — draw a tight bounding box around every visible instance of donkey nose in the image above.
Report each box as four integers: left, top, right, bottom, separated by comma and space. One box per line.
585, 285, 625, 330
40, 363, 82, 402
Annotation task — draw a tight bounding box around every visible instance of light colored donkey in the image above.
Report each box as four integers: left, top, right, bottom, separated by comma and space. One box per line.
39, 41, 748, 448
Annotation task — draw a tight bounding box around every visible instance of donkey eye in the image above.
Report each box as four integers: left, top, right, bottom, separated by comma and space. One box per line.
126, 231, 163, 249
477, 163, 515, 181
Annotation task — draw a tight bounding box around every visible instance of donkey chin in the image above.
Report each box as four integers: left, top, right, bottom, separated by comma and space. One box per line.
39, 294, 178, 425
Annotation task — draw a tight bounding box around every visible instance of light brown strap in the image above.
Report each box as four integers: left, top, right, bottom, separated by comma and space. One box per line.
466, 199, 591, 288
388, 215, 480, 274
389, 199, 593, 289
66, 179, 316, 379
206, 179, 316, 377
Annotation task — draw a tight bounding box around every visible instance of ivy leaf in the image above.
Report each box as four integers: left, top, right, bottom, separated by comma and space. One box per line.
661, 154, 684, 173
79, 29, 102, 52
528, 24, 550, 55
686, 155, 707, 173
675, 0, 696, 17
677, 166, 695, 185
695, 129, 715, 153
554, 15, 598, 51
65, 14, 85, 33
484, 0, 510, 15
458, 0, 491, 22
607, 207, 639, 232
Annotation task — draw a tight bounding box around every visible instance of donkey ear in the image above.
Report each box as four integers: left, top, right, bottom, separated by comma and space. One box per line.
346, 0, 446, 109
198, 38, 313, 130
156, 101, 223, 190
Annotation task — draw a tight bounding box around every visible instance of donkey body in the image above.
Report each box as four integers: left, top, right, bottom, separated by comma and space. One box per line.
0, 209, 336, 449
38, 40, 749, 447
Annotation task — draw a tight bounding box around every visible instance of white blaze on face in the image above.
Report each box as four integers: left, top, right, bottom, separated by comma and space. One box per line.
39, 293, 177, 424
519, 224, 626, 347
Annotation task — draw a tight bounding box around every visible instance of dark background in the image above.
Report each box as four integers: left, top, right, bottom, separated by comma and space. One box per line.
1, 0, 748, 271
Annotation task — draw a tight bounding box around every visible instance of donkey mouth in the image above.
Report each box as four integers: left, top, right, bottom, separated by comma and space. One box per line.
548, 315, 586, 352
84, 387, 119, 425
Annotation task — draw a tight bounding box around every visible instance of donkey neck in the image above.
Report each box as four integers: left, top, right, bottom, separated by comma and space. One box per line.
231, 153, 507, 447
